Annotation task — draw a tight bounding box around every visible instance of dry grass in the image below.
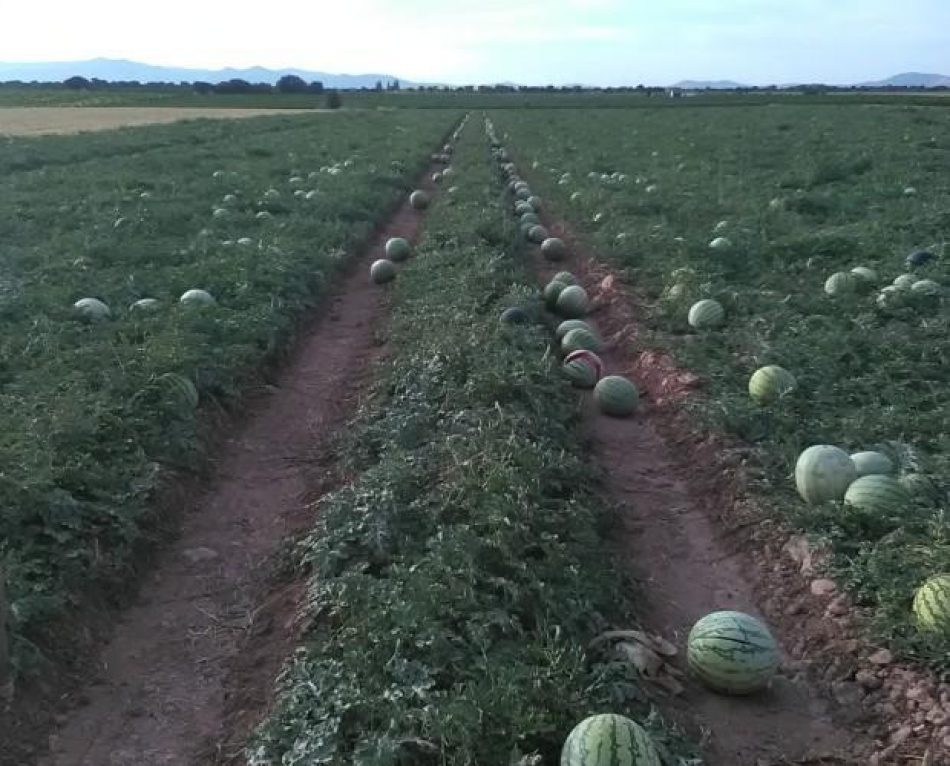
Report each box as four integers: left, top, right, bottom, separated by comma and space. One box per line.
0, 107, 323, 136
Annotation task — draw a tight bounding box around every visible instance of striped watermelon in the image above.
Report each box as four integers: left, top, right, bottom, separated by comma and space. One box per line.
893, 274, 917, 290
529, 225, 550, 244
560, 714, 660, 766
158, 372, 199, 409
544, 280, 569, 310
850, 451, 894, 477
824, 272, 857, 296
913, 575, 950, 632
180, 289, 215, 307
687, 299, 725, 329
553, 271, 578, 286
556, 319, 593, 341
370, 259, 396, 284
562, 351, 603, 388
850, 266, 878, 286
500, 307, 529, 325
594, 376, 639, 417
514, 200, 534, 216
899, 473, 938, 502
795, 445, 857, 505
74, 297, 111, 321
910, 279, 942, 297
556, 286, 590, 318
542, 237, 568, 261
562, 327, 603, 355
748, 365, 797, 404
876, 285, 907, 310
130, 298, 160, 312
527, 195, 543, 211
844, 474, 909, 514
687, 611, 779, 695
409, 190, 430, 210
385, 237, 411, 262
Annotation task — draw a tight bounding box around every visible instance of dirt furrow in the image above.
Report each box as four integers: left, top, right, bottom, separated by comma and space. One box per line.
27, 177, 439, 766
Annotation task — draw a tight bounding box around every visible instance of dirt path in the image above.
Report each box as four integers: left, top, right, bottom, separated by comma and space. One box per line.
530, 225, 869, 765
26, 176, 439, 766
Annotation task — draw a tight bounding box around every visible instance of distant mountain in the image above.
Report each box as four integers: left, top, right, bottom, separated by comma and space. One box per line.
0, 58, 414, 89
670, 80, 747, 90
858, 72, 950, 88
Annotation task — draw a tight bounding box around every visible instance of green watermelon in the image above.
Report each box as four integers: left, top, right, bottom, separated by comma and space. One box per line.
664, 283, 688, 301
541, 237, 568, 261
556, 319, 593, 341
594, 375, 639, 417
515, 187, 532, 201
850, 266, 878, 285
521, 213, 541, 230
159, 372, 199, 409
876, 285, 907, 310
73, 297, 111, 321
709, 236, 731, 251
409, 190, 430, 210
553, 271, 578, 285
850, 451, 894, 477
130, 298, 160, 312
385, 237, 411, 262
560, 714, 660, 766
893, 273, 917, 290
562, 353, 602, 388
910, 279, 942, 297
562, 327, 603, 354
844, 474, 910, 514
500, 307, 529, 325
687, 299, 725, 329
748, 365, 797, 404
913, 575, 950, 632
544, 280, 568, 309
824, 272, 857, 296
687, 611, 779, 695
515, 200, 534, 216
529, 224, 550, 244
556, 285, 590, 318
180, 289, 215, 307
527, 195, 543, 211
795, 445, 857, 505
899, 473, 938, 501
370, 259, 396, 284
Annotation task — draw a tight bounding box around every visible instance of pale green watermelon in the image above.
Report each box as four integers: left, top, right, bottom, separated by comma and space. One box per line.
687, 299, 725, 329
556, 285, 590, 318
556, 319, 593, 341
594, 376, 639, 417
370, 259, 396, 284
73, 297, 111, 321
844, 474, 910, 514
562, 327, 603, 355
824, 272, 857, 296
795, 445, 857, 504
560, 714, 660, 766
179, 289, 215, 307
130, 298, 160, 312
709, 236, 731, 251
542, 237, 568, 261
876, 285, 907, 310
850, 451, 894, 477
893, 273, 917, 290
409, 190, 430, 210
553, 271, 577, 285
529, 224, 550, 244
748, 365, 797, 404
687, 611, 779, 695
913, 575, 950, 633
385, 237, 411, 262
850, 266, 878, 285
527, 195, 543, 211
910, 279, 942, 297
544, 280, 569, 310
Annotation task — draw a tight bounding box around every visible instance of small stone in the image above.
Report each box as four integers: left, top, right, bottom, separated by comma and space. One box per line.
811, 579, 837, 596
890, 726, 913, 746
868, 649, 894, 666
856, 670, 883, 691
182, 547, 219, 564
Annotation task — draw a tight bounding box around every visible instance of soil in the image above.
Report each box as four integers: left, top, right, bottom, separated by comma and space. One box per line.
6, 172, 440, 766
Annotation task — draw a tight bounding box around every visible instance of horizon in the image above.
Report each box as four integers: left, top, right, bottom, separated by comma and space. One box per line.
2, 0, 949, 87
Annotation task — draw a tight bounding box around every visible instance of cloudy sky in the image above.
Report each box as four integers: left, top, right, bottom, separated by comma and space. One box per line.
2, 0, 948, 85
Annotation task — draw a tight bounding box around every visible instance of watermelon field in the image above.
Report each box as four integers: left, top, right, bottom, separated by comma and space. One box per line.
0, 97, 948, 766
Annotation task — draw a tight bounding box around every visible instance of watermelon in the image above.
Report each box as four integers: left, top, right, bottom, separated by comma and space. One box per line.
664, 283, 688, 301
431, 171, 443, 184
687, 611, 779, 695
850, 266, 878, 285
553, 271, 578, 285
748, 365, 797, 404
528, 224, 550, 244
910, 279, 942, 297
562, 353, 602, 389
899, 473, 938, 501
159, 372, 199, 409
564, 349, 604, 381
385, 237, 411, 262
560, 714, 660, 766
687, 299, 725, 329
594, 376, 639, 417
130, 298, 160, 312
795, 445, 857, 505
73, 297, 111, 321
521, 212, 541, 228
515, 200, 534, 216
369, 259, 396, 284
556, 285, 590, 318
850, 451, 894, 477
527, 195, 542, 211
906, 249, 935, 268
409, 190, 430, 210
500, 307, 529, 325
180, 289, 215, 307
893, 273, 917, 290
824, 272, 857, 296
844, 474, 910, 514
515, 187, 532, 201
709, 236, 731, 250
913, 575, 950, 632
541, 237, 568, 261
562, 327, 603, 354
876, 286, 907, 310
544, 280, 568, 310
556, 319, 593, 341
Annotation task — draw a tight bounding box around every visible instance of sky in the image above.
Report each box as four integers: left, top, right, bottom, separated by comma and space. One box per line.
1, 0, 949, 85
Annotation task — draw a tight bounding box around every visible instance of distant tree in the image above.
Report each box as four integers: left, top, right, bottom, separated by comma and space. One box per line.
193, 81, 215, 94
276, 74, 308, 94
326, 90, 342, 109
64, 76, 91, 90
307, 80, 325, 94
374, 80, 383, 91
215, 78, 253, 94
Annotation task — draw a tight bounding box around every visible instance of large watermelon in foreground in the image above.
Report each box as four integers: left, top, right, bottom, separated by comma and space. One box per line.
843, 474, 909, 514
748, 365, 797, 404
594, 376, 639, 417
687, 611, 779, 695
687, 299, 724, 329
560, 714, 660, 766
913, 575, 950, 633
795, 445, 857, 505
562, 350, 604, 388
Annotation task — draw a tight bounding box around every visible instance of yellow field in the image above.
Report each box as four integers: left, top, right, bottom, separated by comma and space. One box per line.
0, 107, 320, 136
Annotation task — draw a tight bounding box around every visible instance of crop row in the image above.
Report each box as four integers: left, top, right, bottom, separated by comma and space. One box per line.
488, 104, 950, 669
0, 110, 459, 675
